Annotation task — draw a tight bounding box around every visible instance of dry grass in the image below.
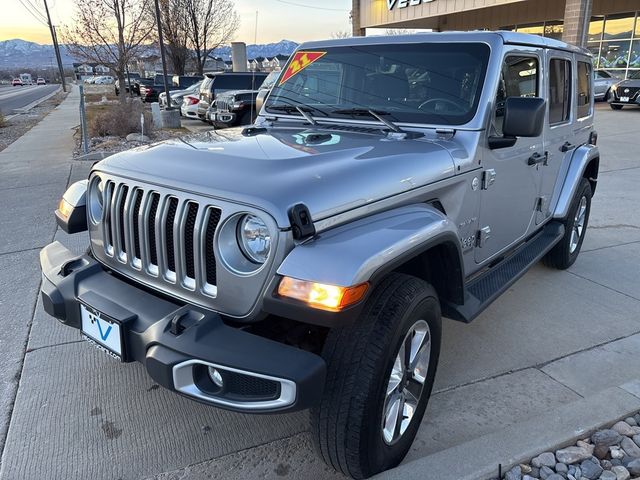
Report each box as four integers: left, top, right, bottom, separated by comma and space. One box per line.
88, 99, 153, 138
82, 84, 119, 103
0, 111, 6, 128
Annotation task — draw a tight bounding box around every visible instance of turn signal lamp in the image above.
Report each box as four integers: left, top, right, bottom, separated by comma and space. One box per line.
278, 277, 368, 311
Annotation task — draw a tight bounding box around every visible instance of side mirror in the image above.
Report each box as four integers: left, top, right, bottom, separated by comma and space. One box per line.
489, 97, 546, 149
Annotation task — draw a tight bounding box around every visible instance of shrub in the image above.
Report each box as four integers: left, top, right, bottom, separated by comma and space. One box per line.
0, 111, 6, 128
89, 99, 153, 138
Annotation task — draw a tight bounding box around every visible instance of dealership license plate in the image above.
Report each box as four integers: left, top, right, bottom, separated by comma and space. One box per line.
80, 304, 123, 358
620, 96, 630, 102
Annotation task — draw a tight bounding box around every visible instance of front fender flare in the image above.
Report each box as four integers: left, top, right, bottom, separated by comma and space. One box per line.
277, 204, 462, 288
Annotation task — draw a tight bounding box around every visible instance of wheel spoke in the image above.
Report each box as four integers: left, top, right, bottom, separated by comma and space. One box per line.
393, 395, 406, 440
411, 342, 431, 384
382, 393, 402, 444
387, 355, 403, 395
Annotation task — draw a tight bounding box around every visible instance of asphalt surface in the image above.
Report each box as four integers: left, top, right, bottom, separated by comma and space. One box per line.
0, 84, 60, 115
0, 91, 639, 479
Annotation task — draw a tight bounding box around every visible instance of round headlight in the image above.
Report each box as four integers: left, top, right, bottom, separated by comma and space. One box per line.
238, 215, 271, 264
88, 177, 105, 224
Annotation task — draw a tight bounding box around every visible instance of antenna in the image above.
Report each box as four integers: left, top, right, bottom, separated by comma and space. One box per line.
251, 10, 259, 124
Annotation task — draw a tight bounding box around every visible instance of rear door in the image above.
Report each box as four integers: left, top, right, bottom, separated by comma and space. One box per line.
476, 48, 544, 263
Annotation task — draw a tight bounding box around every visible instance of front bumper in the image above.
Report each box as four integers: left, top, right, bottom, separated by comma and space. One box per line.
39, 241, 326, 413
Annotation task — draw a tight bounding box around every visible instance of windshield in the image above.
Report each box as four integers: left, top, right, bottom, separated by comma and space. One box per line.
265, 42, 490, 126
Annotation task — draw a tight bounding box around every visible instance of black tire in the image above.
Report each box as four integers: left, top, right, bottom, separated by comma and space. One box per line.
610, 104, 623, 110
543, 178, 592, 270
311, 273, 441, 479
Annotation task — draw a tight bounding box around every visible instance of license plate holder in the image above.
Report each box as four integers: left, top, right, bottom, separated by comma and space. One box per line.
80, 303, 124, 360
620, 96, 630, 102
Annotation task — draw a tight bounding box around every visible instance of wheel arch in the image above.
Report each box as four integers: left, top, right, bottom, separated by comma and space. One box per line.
552, 144, 600, 220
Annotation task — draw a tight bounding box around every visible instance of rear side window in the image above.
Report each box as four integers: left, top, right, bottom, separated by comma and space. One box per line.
549, 59, 571, 124
577, 61, 593, 118
494, 55, 539, 135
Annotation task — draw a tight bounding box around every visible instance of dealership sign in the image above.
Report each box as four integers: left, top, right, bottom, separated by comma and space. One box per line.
388, 0, 435, 10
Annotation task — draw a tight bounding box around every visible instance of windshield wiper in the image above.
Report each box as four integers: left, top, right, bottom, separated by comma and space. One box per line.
330, 108, 402, 133
267, 104, 327, 122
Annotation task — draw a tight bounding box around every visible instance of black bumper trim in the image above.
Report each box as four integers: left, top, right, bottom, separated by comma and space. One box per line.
39, 241, 326, 413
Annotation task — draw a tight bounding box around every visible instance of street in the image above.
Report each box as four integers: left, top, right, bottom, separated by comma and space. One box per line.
0, 89, 639, 479
0, 84, 59, 115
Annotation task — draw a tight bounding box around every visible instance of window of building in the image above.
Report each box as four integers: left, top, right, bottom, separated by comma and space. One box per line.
603, 13, 636, 40
544, 22, 564, 40
631, 41, 640, 69
599, 40, 632, 69
588, 16, 605, 43
577, 62, 592, 118
549, 59, 571, 125
493, 56, 538, 135
516, 24, 544, 36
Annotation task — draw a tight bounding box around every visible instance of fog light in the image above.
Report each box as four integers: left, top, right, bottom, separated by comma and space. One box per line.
208, 367, 224, 388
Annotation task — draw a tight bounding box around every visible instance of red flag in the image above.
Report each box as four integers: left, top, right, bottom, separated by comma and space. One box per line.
279, 51, 327, 85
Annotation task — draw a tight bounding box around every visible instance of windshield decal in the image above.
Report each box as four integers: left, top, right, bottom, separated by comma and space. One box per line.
279, 51, 327, 85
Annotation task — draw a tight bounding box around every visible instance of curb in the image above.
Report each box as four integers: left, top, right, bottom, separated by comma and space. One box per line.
6, 85, 63, 120
74, 151, 114, 162
377, 380, 640, 480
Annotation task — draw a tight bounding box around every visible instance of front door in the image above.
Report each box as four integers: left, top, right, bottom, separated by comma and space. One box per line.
476, 48, 544, 263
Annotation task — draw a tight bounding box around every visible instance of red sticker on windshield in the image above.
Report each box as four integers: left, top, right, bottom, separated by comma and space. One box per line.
279, 51, 326, 85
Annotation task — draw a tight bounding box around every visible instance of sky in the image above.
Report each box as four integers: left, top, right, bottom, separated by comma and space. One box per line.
1, 0, 352, 45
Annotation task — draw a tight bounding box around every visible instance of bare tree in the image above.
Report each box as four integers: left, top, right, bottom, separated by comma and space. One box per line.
331, 31, 352, 39
158, 0, 189, 75
63, 0, 155, 101
184, 0, 239, 75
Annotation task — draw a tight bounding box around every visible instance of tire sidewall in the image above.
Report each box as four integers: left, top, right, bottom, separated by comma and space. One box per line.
564, 179, 592, 266
364, 292, 442, 474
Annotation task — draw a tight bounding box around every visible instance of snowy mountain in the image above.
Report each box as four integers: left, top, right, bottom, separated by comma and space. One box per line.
0, 38, 299, 69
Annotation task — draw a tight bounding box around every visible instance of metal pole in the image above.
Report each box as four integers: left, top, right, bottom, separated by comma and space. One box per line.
153, 0, 172, 109
43, 0, 67, 91
79, 84, 89, 154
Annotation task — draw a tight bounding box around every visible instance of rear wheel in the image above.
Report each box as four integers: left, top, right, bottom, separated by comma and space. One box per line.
543, 178, 592, 270
311, 273, 441, 479
610, 104, 623, 110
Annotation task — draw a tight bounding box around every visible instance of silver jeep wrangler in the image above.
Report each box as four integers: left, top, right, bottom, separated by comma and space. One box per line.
42, 32, 599, 478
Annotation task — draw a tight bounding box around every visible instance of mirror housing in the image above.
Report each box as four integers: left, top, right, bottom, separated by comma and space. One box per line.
55, 180, 88, 234
489, 97, 546, 150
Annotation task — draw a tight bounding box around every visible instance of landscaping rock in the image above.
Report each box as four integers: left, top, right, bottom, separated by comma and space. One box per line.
533, 453, 558, 468
556, 462, 568, 474
593, 430, 624, 447
530, 466, 540, 478
505, 465, 522, 480
599, 471, 616, 480
557, 446, 594, 464
125, 133, 150, 142
546, 475, 564, 480
626, 458, 640, 476
620, 437, 640, 458
594, 445, 610, 460
580, 458, 603, 479
612, 422, 636, 437
634, 414, 640, 426
540, 465, 555, 479
625, 417, 638, 427
601, 459, 613, 470
633, 434, 640, 448
569, 465, 582, 478
611, 465, 631, 480
610, 447, 625, 459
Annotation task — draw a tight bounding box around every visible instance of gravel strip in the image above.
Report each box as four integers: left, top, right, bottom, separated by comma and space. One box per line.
0, 89, 69, 152
497, 413, 640, 480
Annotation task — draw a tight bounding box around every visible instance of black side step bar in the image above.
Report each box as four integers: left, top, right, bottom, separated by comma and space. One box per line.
443, 221, 565, 323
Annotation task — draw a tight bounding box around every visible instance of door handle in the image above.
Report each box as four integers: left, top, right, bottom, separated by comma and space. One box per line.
561, 142, 575, 153
528, 152, 548, 166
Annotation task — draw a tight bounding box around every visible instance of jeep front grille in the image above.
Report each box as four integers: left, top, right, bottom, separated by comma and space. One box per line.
215, 97, 230, 112
100, 180, 222, 293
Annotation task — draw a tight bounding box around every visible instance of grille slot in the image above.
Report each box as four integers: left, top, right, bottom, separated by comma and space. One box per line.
165, 197, 179, 273
205, 208, 222, 286
148, 193, 160, 266
132, 190, 143, 260
118, 186, 129, 254
184, 203, 199, 279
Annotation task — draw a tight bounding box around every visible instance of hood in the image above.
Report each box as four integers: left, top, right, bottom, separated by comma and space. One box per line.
95, 126, 456, 228
616, 78, 640, 88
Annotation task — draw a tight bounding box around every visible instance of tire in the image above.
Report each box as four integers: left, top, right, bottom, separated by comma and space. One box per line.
543, 178, 592, 270
610, 104, 623, 110
311, 273, 441, 479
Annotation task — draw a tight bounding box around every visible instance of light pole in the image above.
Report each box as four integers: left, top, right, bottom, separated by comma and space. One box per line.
153, 0, 172, 109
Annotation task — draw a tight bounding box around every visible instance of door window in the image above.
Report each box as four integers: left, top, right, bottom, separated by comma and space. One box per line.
549, 59, 572, 124
577, 61, 593, 118
494, 56, 539, 135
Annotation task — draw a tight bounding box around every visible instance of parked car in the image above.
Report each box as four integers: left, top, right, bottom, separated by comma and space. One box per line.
12, 78, 23, 86
159, 79, 202, 109
114, 73, 142, 95
143, 75, 200, 104
197, 72, 268, 121
43, 32, 599, 479
132, 78, 154, 96
180, 94, 200, 118
593, 70, 617, 101
94, 76, 114, 85
608, 70, 640, 109
255, 70, 280, 114
208, 90, 259, 128
36, 77, 46, 85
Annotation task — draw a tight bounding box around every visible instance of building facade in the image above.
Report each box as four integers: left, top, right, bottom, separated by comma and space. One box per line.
352, 0, 640, 78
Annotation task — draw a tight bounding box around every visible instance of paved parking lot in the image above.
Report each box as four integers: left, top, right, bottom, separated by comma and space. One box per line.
0, 91, 639, 479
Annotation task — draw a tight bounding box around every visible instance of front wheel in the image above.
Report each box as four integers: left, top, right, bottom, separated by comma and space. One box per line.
311, 273, 441, 479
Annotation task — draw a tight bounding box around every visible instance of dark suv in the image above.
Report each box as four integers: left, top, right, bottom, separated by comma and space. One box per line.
197, 72, 267, 121
208, 90, 259, 128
